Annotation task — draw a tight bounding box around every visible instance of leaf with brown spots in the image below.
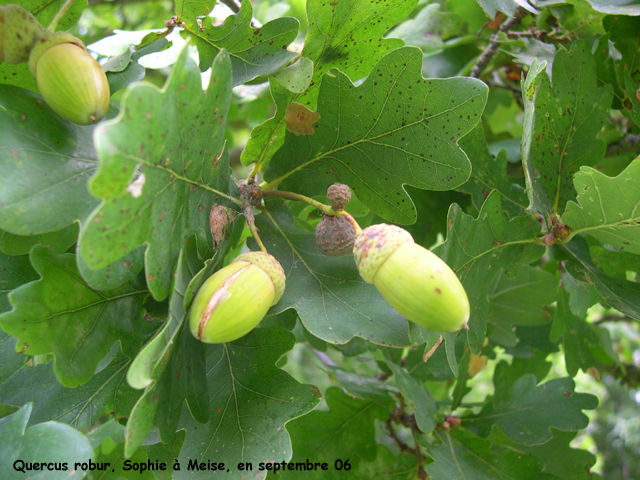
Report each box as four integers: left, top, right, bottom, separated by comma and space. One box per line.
521, 40, 612, 217
266, 47, 487, 225
175, 0, 298, 86
79, 47, 237, 301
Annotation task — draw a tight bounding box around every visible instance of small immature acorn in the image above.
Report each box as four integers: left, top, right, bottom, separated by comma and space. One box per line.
353, 224, 470, 332
327, 184, 351, 211
315, 214, 356, 257
29, 32, 110, 125
189, 252, 286, 344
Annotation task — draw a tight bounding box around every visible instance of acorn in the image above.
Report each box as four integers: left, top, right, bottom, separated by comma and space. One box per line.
189, 252, 286, 344
315, 214, 356, 257
28, 32, 110, 125
353, 224, 469, 332
327, 184, 351, 211
1, 4, 51, 65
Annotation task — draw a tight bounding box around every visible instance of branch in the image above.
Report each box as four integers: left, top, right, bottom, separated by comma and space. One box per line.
593, 314, 635, 325
470, 8, 529, 79
218, 0, 242, 14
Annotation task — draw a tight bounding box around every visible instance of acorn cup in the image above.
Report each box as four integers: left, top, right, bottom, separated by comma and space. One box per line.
315, 214, 356, 257
353, 224, 470, 332
189, 252, 286, 344
0, 4, 51, 64
29, 32, 110, 125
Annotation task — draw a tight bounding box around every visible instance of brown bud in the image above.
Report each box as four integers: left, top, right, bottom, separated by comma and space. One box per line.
239, 179, 262, 207
446, 416, 462, 428
327, 184, 351, 210
315, 214, 356, 257
210, 205, 236, 247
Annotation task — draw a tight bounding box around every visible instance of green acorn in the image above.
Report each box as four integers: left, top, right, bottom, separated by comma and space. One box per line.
29, 32, 110, 125
353, 224, 469, 332
189, 252, 286, 344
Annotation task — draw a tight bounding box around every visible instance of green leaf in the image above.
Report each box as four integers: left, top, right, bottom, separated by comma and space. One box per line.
0, 224, 78, 256
300, 0, 417, 107
347, 444, 418, 480
385, 360, 437, 433
464, 374, 598, 445
450, 349, 471, 410
387, 4, 461, 55
79, 47, 237, 301
604, 15, 640, 126
254, 198, 412, 347
0, 403, 94, 480
561, 271, 602, 318
586, 0, 640, 15
0, 85, 99, 235
106, 38, 170, 94
273, 57, 314, 94
0, 247, 149, 387
266, 47, 488, 224
124, 242, 208, 456
434, 191, 545, 352
475, 0, 538, 19
562, 162, 640, 255
457, 125, 528, 217
488, 265, 556, 347
242, 0, 418, 169
551, 288, 614, 377
561, 236, 640, 320
240, 79, 295, 167
76, 245, 145, 291
425, 427, 545, 480
521, 40, 612, 216
281, 387, 390, 479
0, 350, 140, 429
176, 0, 298, 85
175, 328, 320, 480
492, 353, 552, 406
327, 366, 396, 407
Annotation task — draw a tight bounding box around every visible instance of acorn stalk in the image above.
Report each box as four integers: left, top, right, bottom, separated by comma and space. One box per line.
189, 252, 286, 344
353, 224, 469, 332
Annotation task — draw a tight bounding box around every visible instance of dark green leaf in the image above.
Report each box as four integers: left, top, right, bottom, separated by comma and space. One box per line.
0, 403, 94, 479
385, 360, 437, 433
266, 47, 487, 224
492, 353, 552, 406
282, 387, 390, 479
79, 47, 237, 301
457, 125, 528, 217
0, 85, 99, 235
0, 247, 149, 387
0, 350, 140, 429
562, 236, 640, 321
488, 265, 556, 347
434, 191, 545, 352
254, 198, 412, 347
328, 366, 396, 407
176, 328, 320, 480
425, 427, 545, 480
464, 374, 598, 445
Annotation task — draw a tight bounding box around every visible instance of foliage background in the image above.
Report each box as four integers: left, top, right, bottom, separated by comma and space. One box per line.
1, 0, 640, 478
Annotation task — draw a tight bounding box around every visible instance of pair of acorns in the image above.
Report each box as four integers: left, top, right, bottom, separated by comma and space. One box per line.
1, 4, 109, 124
190, 185, 470, 344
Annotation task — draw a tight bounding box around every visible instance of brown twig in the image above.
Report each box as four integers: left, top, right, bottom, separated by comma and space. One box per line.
593, 314, 635, 325
471, 8, 529, 79
218, 0, 242, 13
